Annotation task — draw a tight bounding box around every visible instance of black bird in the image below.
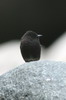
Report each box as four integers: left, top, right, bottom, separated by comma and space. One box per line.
20, 31, 41, 62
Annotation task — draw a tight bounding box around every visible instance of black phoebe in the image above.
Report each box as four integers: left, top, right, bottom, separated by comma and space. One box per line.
20, 31, 41, 62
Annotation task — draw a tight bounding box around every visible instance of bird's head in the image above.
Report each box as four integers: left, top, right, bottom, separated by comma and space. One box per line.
22, 30, 42, 40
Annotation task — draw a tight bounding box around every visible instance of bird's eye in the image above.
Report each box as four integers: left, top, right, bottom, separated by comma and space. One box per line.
36, 35, 38, 38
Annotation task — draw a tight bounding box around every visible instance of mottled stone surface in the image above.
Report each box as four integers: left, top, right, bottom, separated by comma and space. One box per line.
0, 60, 66, 100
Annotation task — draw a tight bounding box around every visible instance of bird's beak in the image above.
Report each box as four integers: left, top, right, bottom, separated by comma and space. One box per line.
38, 34, 42, 37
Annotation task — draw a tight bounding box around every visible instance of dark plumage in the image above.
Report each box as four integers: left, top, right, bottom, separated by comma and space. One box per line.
20, 31, 41, 62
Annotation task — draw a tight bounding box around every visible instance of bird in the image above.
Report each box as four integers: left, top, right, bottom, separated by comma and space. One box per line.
20, 30, 42, 62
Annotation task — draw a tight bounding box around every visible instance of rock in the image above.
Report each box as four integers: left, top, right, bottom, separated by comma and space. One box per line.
0, 60, 66, 100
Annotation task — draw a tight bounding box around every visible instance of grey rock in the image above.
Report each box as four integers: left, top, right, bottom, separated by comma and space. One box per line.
0, 60, 66, 100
